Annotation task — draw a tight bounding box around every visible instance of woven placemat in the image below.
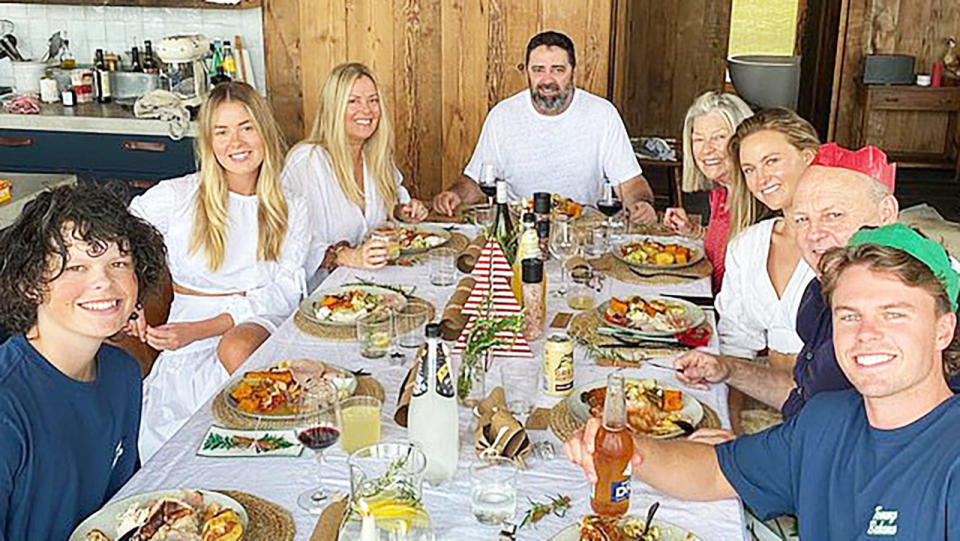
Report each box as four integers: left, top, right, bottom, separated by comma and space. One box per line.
217, 489, 295, 541
294, 296, 435, 341
392, 232, 470, 266
548, 395, 722, 442
568, 307, 711, 366
212, 375, 387, 429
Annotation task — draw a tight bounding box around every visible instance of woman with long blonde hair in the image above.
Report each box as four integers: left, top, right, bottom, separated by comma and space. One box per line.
129, 82, 309, 460
713, 108, 820, 370
663, 91, 755, 292
283, 62, 428, 289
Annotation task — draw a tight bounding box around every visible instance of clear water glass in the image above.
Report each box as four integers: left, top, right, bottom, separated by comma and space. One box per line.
357, 311, 393, 359
549, 215, 579, 296
470, 457, 519, 525
429, 247, 457, 287
497, 362, 540, 418
396, 302, 430, 349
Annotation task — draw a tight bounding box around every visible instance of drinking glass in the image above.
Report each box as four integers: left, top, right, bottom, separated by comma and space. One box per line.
396, 302, 430, 349
340, 396, 382, 454
478, 163, 497, 206
358, 311, 394, 359
549, 215, 580, 296
497, 362, 540, 418
470, 457, 519, 525
296, 380, 341, 513
429, 247, 457, 287
596, 184, 624, 231
581, 227, 608, 259
371, 226, 401, 262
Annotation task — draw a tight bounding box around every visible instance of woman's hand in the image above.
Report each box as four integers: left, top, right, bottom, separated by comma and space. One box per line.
124, 307, 148, 342
337, 239, 389, 269
663, 207, 698, 236
145, 322, 204, 351
397, 199, 429, 222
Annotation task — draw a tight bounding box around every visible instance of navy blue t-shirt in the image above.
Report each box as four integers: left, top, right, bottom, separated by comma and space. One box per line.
717, 390, 960, 539
0, 335, 141, 541
781, 279, 851, 417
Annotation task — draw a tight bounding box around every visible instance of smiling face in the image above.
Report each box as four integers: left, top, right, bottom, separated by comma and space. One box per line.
211, 100, 265, 186
738, 129, 815, 211
526, 45, 575, 115
832, 265, 954, 401
691, 111, 735, 185
35, 237, 138, 344
344, 75, 381, 146
789, 166, 898, 271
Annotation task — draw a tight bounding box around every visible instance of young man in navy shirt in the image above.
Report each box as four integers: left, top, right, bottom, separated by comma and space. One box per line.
0, 184, 166, 540
566, 223, 960, 539
673, 145, 900, 417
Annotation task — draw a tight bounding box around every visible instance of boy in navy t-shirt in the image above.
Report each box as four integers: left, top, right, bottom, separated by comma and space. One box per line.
0, 184, 166, 540
566, 223, 960, 539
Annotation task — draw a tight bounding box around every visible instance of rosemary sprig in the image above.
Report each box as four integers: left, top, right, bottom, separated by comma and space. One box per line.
202, 432, 295, 453
346, 277, 416, 298
518, 494, 572, 529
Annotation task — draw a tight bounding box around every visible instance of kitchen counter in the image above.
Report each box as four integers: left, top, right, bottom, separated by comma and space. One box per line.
0, 101, 197, 138
0, 172, 77, 229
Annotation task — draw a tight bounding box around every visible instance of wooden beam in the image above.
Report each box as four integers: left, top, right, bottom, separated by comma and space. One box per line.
262, 0, 303, 144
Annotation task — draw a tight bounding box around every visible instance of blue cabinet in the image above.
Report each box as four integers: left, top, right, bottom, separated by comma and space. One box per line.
0, 129, 195, 198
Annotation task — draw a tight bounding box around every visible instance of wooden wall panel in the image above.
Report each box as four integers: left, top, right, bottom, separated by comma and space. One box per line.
264, 0, 615, 199
832, 0, 960, 147
615, 0, 733, 139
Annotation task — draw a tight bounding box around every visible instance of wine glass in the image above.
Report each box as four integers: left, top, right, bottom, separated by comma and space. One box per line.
549, 215, 580, 297
597, 181, 624, 231
296, 379, 341, 513
478, 163, 497, 206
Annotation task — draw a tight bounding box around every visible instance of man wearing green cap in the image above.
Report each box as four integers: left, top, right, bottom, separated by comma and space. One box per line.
566, 224, 960, 538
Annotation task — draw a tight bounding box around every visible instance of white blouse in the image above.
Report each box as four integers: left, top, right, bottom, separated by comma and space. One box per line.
129, 172, 308, 335
715, 218, 815, 359
281, 144, 411, 290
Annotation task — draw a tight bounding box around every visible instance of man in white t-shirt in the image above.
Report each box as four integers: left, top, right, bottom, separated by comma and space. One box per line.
432, 31, 656, 223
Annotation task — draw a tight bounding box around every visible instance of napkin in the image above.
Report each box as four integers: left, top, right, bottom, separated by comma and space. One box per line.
456, 236, 486, 273
311, 496, 348, 541
394, 353, 423, 427
439, 276, 476, 340
473, 387, 531, 465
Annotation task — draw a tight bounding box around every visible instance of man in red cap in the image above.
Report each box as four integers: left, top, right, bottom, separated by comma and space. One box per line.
675, 144, 908, 417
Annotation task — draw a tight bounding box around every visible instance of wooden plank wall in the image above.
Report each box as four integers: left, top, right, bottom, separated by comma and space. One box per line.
614, 0, 733, 139
263, 0, 613, 200
832, 0, 960, 148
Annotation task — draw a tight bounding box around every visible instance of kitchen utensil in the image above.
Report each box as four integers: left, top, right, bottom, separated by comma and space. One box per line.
641, 502, 661, 539
0, 34, 24, 62
12, 61, 46, 94
41, 31, 64, 63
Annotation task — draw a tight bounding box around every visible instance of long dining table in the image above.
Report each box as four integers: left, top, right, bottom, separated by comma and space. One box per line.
114, 222, 748, 540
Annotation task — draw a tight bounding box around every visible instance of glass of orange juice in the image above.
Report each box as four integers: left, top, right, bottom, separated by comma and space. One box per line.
340, 396, 382, 453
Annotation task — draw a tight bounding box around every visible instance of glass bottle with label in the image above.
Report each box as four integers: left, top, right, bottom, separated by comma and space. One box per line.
492, 178, 516, 264
407, 323, 460, 485
93, 49, 112, 103
511, 212, 540, 301
591, 373, 633, 516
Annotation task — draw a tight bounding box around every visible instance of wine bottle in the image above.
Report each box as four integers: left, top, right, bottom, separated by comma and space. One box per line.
492, 178, 516, 263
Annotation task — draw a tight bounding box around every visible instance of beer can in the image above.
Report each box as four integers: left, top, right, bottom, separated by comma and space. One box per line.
543, 333, 575, 396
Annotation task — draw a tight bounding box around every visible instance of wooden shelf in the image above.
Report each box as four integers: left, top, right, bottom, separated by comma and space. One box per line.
0, 0, 260, 9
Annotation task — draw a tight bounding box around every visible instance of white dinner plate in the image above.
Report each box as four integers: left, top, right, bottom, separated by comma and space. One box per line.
298, 284, 407, 327
70, 489, 248, 541
549, 516, 701, 540
397, 224, 452, 255
613, 235, 705, 270
565, 378, 704, 439
599, 295, 706, 337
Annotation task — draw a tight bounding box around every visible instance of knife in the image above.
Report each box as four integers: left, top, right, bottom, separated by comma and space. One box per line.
599, 341, 693, 350
597, 327, 679, 343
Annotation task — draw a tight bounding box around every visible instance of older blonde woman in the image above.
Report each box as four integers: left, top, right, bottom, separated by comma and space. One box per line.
283, 63, 429, 290
662, 92, 754, 293
129, 82, 308, 460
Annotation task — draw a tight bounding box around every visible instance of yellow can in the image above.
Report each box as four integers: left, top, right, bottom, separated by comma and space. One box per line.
543, 333, 575, 396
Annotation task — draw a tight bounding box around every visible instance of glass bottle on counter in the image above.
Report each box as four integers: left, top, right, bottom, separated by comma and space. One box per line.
209, 40, 231, 85
521, 259, 546, 341
222, 40, 237, 79
142, 40, 158, 74
534, 192, 551, 260
407, 323, 459, 486
93, 49, 112, 104
59, 38, 76, 69
130, 46, 143, 73
591, 373, 633, 517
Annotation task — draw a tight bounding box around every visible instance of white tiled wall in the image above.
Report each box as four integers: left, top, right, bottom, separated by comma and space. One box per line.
0, 4, 265, 91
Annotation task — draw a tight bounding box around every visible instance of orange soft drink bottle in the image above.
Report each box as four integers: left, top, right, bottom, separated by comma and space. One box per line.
590, 372, 633, 516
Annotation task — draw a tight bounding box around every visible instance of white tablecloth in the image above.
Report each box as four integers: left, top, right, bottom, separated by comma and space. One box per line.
115, 224, 746, 540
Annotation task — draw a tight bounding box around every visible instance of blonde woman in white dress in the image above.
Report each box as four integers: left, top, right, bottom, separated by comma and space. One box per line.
283, 62, 429, 291
129, 82, 309, 460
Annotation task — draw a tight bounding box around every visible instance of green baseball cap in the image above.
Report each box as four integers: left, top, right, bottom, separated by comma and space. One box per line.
848, 223, 959, 312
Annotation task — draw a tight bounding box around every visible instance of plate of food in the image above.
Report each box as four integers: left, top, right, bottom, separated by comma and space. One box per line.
550, 514, 701, 540
396, 224, 452, 255
513, 194, 591, 220
299, 285, 407, 327
225, 359, 357, 420
565, 377, 703, 439
601, 295, 705, 337
71, 489, 247, 541
614, 236, 704, 270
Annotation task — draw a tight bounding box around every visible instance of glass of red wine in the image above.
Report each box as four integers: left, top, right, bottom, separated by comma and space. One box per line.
478, 163, 497, 206
296, 380, 341, 514
597, 181, 625, 244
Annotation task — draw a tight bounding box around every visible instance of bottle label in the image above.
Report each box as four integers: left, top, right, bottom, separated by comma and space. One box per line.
412, 350, 428, 398
435, 349, 454, 398
610, 463, 632, 503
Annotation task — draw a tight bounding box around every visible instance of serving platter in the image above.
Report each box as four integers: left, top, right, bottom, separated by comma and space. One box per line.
613, 235, 704, 270
298, 284, 407, 327
224, 359, 357, 421
600, 296, 706, 337
549, 516, 701, 540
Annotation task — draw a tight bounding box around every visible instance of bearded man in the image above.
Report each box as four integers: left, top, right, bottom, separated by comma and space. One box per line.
432, 31, 656, 223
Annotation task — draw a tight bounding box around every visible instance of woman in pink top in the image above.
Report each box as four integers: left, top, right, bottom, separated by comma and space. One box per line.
663, 92, 754, 293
